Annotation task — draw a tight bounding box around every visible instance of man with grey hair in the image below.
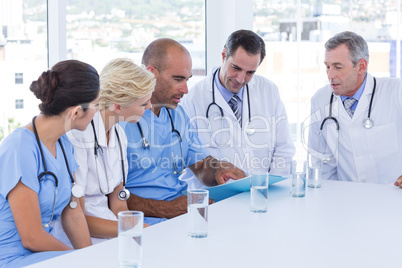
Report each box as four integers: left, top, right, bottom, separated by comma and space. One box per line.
308, 31, 402, 187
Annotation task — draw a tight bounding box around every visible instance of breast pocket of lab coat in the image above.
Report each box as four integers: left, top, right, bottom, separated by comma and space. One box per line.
367, 122, 399, 158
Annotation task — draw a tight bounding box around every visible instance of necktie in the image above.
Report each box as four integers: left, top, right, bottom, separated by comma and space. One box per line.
229, 95, 242, 126
343, 97, 357, 118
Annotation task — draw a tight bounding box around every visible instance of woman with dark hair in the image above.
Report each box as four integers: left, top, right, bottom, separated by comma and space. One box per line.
0, 59, 100, 267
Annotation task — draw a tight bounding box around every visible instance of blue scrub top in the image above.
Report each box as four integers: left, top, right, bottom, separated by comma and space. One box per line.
0, 128, 78, 267
120, 106, 208, 202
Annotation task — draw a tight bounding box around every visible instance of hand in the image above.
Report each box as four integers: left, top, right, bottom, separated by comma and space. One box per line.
394, 175, 402, 188
165, 195, 214, 219
214, 160, 247, 185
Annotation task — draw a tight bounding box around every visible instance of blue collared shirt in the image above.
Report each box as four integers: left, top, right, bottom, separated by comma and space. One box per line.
215, 68, 244, 116
340, 74, 367, 113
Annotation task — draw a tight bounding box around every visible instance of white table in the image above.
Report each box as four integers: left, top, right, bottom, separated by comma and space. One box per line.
27, 180, 402, 268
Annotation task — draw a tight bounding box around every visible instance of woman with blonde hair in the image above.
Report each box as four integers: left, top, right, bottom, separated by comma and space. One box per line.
53, 58, 154, 245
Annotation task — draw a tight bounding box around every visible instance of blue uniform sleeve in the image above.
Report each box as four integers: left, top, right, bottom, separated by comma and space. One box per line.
0, 129, 41, 199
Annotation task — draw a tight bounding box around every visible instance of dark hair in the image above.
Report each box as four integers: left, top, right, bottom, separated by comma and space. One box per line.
325, 31, 369, 66
224, 29, 266, 64
30, 60, 99, 116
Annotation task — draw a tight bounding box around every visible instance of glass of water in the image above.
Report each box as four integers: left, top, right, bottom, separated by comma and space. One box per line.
187, 189, 209, 238
307, 153, 322, 188
291, 160, 306, 198
118, 211, 144, 268
250, 172, 269, 213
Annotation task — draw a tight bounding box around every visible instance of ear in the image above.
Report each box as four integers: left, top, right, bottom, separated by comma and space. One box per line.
222, 48, 227, 62
357, 58, 368, 74
70, 106, 82, 121
113, 103, 122, 114
147, 65, 159, 78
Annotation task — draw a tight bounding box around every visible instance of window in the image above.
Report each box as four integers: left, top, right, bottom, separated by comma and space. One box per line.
14, 73, 23, 84
0, 0, 47, 142
65, 0, 206, 87
253, 0, 401, 157
15, 99, 24, 109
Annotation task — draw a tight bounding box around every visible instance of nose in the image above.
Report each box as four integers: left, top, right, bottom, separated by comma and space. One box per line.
327, 67, 335, 80
145, 101, 152, 110
179, 82, 189, 94
236, 71, 246, 84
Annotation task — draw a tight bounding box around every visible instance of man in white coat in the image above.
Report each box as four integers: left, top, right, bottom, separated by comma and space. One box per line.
181, 29, 295, 189
308, 31, 402, 187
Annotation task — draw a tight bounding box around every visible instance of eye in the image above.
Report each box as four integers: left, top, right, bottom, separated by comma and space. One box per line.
231, 64, 241, 70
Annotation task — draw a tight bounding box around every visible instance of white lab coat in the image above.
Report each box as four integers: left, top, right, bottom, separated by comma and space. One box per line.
52, 111, 128, 245
180, 67, 295, 189
308, 74, 402, 184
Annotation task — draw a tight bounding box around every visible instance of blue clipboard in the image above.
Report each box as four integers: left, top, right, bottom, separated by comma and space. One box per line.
184, 175, 287, 202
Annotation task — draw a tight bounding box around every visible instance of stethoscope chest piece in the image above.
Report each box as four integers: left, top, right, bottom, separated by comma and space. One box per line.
69, 199, 78, 209
71, 183, 84, 198
245, 123, 255, 135
142, 138, 150, 149
362, 118, 374, 129
118, 188, 130, 201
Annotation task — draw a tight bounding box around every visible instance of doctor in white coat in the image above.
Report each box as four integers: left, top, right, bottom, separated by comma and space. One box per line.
181, 29, 295, 189
308, 31, 402, 186
52, 58, 154, 244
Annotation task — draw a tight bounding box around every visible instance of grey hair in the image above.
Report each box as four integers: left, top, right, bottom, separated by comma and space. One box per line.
325, 31, 369, 66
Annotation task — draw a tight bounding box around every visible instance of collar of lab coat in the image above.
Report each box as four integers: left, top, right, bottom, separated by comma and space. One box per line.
92, 111, 119, 148
205, 66, 252, 127
342, 73, 375, 122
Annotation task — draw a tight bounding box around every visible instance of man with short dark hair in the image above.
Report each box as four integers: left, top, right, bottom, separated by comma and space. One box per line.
181, 29, 295, 189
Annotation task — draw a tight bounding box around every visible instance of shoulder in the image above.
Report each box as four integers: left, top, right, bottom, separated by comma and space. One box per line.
0, 128, 37, 155
376, 76, 402, 88
59, 133, 75, 152
67, 123, 93, 149
311, 84, 332, 104
249, 74, 280, 95
171, 105, 190, 121
186, 71, 214, 99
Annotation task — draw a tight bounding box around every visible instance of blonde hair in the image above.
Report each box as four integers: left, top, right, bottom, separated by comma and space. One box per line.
99, 58, 155, 110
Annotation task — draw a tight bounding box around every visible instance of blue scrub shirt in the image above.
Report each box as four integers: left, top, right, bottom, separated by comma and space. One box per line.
0, 128, 78, 267
120, 106, 208, 224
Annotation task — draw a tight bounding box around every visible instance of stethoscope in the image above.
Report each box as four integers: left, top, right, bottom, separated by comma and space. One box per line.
137, 122, 150, 149
91, 120, 130, 201
137, 108, 185, 175
32, 116, 84, 228
206, 68, 255, 135
318, 77, 377, 161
